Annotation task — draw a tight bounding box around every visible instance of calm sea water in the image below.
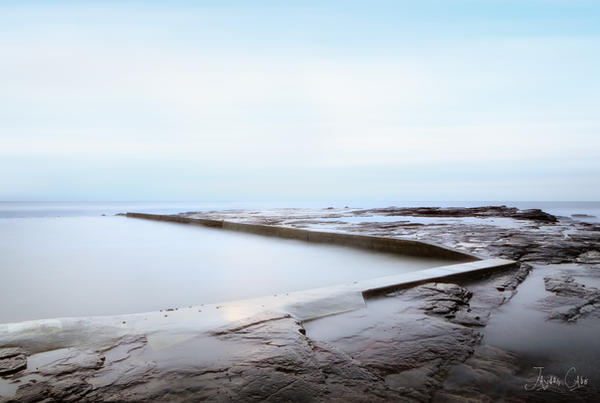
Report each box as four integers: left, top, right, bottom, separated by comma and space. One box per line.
0, 201, 597, 323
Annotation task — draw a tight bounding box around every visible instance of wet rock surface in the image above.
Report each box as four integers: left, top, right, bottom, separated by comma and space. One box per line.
542, 274, 600, 322
182, 205, 599, 264
352, 206, 559, 223
304, 281, 491, 402
2, 205, 600, 401
0, 349, 27, 376
4, 314, 402, 402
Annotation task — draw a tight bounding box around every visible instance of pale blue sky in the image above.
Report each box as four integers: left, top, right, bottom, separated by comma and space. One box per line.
1, 1, 599, 201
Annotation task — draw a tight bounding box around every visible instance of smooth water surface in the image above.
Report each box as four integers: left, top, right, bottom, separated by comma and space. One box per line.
0, 216, 450, 323
483, 265, 600, 379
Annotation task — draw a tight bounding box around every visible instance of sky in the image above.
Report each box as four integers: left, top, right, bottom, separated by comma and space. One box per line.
1, 0, 599, 202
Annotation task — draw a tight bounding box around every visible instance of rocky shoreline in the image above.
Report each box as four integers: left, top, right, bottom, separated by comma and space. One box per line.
1, 206, 599, 402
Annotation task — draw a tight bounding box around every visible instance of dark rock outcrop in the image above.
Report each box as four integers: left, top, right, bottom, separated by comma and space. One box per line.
0, 348, 27, 376
542, 275, 600, 322
352, 206, 558, 223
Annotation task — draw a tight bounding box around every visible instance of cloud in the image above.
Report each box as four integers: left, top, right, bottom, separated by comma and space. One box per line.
0, 1, 599, 200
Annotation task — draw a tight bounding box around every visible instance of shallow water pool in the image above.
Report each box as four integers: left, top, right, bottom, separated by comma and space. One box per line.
0, 216, 452, 323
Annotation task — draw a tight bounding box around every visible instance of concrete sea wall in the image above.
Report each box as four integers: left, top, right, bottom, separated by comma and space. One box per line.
125, 212, 479, 261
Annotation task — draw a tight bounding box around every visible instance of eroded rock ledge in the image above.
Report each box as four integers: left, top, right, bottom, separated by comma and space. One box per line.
352, 205, 559, 223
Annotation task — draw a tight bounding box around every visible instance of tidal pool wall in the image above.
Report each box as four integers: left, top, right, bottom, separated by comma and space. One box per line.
0, 213, 517, 354
125, 212, 479, 261
1, 215, 460, 323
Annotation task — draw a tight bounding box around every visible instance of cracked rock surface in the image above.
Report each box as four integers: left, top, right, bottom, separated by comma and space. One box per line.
0, 349, 27, 376
1, 206, 600, 401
